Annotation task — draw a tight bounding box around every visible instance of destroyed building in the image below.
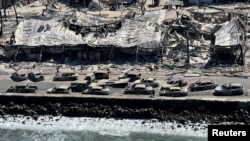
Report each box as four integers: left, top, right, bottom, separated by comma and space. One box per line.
0, 0, 249, 72
1, 2, 166, 63
214, 18, 247, 66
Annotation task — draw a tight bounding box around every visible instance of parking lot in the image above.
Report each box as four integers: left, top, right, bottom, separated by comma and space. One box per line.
1, 71, 250, 98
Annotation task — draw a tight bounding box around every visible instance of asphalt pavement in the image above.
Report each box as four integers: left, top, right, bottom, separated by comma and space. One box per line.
0, 72, 250, 98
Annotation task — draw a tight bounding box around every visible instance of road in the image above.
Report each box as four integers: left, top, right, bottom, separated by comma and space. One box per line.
0, 73, 250, 98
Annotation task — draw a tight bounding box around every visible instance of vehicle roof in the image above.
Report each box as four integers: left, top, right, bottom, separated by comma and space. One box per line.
71, 80, 88, 84
126, 71, 140, 75
133, 80, 141, 84
13, 71, 26, 74
230, 83, 243, 87
59, 85, 70, 89
16, 84, 28, 87
167, 79, 181, 82
62, 72, 77, 74
91, 85, 103, 89
90, 83, 98, 87
146, 77, 155, 81
170, 87, 181, 90
86, 73, 94, 76
28, 71, 41, 74
115, 78, 130, 83
161, 85, 171, 88
196, 80, 214, 83
94, 70, 109, 73
135, 84, 146, 88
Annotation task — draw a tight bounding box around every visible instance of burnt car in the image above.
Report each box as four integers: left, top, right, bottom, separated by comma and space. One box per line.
213, 83, 245, 96
47, 85, 71, 94
124, 83, 155, 95
94, 71, 109, 80
82, 85, 110, 95
28, 72, 44, 82
189, 80, 218, 91
6, 84, 38, 93
167, 78, 188, 87
70, 81, 89, 92
159, 86, 188, 97
106, 78, 130, 88
118, 72, 141, 82
141, 77, 159, 88
11, 72, 27, 81
53, 72, 78, 81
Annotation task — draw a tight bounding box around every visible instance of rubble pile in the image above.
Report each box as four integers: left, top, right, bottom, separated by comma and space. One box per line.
0, 0, 249, 75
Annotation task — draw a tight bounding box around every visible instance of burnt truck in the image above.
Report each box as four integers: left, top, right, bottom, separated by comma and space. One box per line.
6, 84, 38, 93
53, 72, 78, 81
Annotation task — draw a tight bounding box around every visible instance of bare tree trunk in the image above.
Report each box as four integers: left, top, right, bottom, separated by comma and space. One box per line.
0, 10, 3, 36
138, 0, 146, 16
11, 0, 18, 25
3, 0, 7, 21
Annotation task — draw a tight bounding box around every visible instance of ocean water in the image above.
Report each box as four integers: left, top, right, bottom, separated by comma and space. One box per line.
0, 116, 207, 141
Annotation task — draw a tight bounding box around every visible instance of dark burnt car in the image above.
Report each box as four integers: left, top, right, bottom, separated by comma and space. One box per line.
167, 78, 188, 87
47, 85, 71, 94
213, 83, 245, 96
124, 83, 155, 95
28, 72, 44, 82
70, 81, 89, 92
106, 78, 130, 88
53, 72, 78, 81
118, 72, 141, 82
159, 86, 188, 97
6, 84, 38, 93
189, 80, 218, 91
141, 77, 159, 88
82, 85, 110, 95
94, 71, 110, 80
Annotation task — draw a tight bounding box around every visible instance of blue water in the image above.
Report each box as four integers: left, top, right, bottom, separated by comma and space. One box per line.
0, 116, 207, 141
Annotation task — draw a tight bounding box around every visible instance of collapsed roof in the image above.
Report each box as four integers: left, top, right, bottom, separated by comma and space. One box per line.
14, 10, 166, 49
214, 19, 240, 47
14, 17, 86, 46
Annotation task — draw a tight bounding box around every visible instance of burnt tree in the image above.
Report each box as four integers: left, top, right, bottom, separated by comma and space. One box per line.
0, 10, 2, 36
11, 0, 18, 25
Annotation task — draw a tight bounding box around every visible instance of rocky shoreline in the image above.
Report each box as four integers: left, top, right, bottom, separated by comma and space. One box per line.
0, 95, 250, 126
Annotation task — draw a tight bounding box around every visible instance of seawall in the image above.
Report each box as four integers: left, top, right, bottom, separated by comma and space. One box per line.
0, 94, 250, 124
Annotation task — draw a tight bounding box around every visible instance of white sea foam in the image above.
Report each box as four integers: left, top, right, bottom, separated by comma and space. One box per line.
0, 115, 207, 137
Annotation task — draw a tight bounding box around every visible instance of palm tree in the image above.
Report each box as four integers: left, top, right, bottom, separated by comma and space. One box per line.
0, 9, 3, 36
2, 0, 7, 21
138, 0, 146, 16
11, 0, 18, 25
